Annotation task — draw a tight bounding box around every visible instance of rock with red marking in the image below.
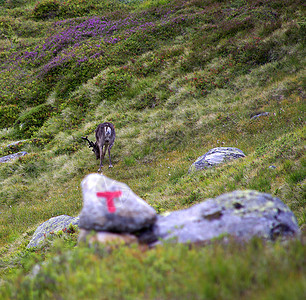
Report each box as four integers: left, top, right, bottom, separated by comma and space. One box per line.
79, 173, 157, 233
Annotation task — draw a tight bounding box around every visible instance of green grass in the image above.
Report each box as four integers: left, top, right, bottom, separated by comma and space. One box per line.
1, 237, 305, 299
0, 0, 305, 298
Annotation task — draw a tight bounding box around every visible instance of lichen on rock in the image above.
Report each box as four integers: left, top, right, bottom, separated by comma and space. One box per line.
150, 190, 300, 245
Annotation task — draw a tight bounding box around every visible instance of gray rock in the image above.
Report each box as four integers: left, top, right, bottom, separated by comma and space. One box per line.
151, 190, 300, 245
27, 215, 79, 248
0, 151, 27, 164
189, 147, 245, 172
79, 173, 157, 232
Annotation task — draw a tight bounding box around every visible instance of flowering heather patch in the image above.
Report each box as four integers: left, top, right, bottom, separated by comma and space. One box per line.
2, 3, 190, 71
0, 1, 197, 104
0, 0, 303, 122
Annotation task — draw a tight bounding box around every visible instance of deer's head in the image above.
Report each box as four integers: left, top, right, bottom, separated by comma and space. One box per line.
81, 136, 100, 159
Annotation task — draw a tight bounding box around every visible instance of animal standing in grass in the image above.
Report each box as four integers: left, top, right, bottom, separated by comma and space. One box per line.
82, 122, 116, 172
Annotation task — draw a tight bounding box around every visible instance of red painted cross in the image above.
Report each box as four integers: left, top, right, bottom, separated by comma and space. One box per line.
96, 191, 122, 213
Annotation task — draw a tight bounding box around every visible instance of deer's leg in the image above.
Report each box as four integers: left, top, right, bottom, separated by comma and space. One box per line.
102, 144, 108, 160
108, 144, 113, 168
98, 145, 104, 172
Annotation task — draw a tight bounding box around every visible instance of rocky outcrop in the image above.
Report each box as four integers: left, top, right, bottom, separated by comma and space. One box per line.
150, 190, 300, 245
189, 147, 245, 172
0, 151, 27, 163
27, 215, 79, 248
27, 176, 300, 249
77, 175, 299, 246
79, 174, 157, 233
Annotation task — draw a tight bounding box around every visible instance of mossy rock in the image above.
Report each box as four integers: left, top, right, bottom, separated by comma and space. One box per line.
150, 190, 300, 245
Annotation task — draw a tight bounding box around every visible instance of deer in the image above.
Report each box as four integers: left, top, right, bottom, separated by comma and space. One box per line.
82, 122, 115, 172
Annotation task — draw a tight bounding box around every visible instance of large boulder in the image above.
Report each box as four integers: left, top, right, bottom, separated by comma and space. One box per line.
27, 215, 79, 248
150, 190, 300, 245
79, 173, 157, 233
189, 147, 245, 172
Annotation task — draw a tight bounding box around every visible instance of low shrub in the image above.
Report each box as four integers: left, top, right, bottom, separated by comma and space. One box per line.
232, 36, 281, 67
32, 0, 60, 20
53, 140, 82, 156
95, 68, 134, 101
58, 0, 125, 19
3, 0, 26, 9
14, 104, 55, 138
133, 90, 159, 110
0, 104, 19, 129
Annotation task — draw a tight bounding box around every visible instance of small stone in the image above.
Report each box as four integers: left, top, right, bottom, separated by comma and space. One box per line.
251, 112, 270, 119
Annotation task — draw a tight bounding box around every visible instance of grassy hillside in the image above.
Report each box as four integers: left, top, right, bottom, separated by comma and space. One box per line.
0, 0, 305, 298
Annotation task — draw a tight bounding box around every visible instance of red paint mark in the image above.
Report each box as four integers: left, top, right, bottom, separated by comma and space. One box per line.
96, 191, 122, 213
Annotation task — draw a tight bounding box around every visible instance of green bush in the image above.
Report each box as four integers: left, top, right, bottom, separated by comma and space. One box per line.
0, 70, 48, 107
14, 104, 55, 138
3, 0, 26, 9
32, 0, 60, 20
133, 90, 158, 110
53, 140, 83, 155
0, 104, 19, 129
95, 68, 134, 101
111, 31, 156, 63
58, 0, 124, 19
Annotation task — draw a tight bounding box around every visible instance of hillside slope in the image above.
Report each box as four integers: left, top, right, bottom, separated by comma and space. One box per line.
0, 0, 305, 298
